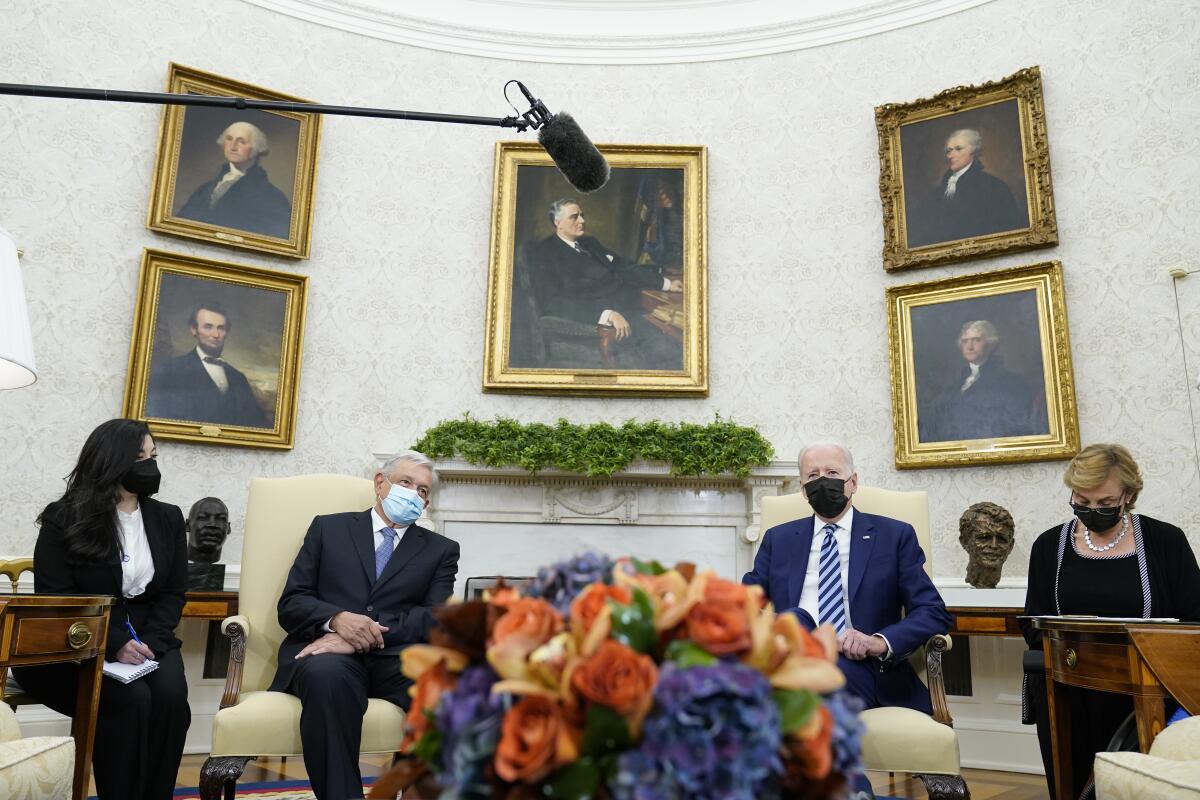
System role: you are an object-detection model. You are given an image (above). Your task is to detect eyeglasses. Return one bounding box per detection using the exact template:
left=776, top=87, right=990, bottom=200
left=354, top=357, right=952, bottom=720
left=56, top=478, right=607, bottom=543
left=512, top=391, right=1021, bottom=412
left=1068, top=501, right=1121, bottom=518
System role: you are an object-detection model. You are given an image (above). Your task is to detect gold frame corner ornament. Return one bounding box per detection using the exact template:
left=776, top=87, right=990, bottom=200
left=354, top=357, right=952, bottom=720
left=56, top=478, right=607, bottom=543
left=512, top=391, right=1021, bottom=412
left=121, top=248, right=309, bottom=450
left=876, top=65, right=1058, bottom=272
left=482, top=142, right=709, bottom=396
left=885, top=260, right=1079, bottom=469
left=145, top=63, right=322, bottom=260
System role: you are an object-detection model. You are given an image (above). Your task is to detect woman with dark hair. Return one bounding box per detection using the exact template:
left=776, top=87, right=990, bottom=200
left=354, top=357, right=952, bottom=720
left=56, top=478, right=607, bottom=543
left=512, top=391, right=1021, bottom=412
left=1021, top=443, right=1200, bottom=799
left=13, top=418, right=190, bottom=800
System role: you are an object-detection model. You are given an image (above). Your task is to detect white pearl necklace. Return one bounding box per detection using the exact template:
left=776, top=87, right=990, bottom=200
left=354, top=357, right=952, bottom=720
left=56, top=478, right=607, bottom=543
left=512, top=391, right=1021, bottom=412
left=1083, top=513, right=1129, bottom=553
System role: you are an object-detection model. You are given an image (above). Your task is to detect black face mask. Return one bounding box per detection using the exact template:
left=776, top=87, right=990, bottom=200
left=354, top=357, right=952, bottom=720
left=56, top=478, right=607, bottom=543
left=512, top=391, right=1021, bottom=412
left=120, top=458, right=161, bottom=497
left=1070, top=501, right=1123, bottom=533
left=804, top=476, right=850, bottom=519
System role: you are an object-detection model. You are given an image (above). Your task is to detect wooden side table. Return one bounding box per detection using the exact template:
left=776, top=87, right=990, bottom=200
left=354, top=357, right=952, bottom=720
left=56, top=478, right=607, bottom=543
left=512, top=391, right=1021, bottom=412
left=182, top=590, right=238, bottom=620
left=0, top=593, right=113, bottom=800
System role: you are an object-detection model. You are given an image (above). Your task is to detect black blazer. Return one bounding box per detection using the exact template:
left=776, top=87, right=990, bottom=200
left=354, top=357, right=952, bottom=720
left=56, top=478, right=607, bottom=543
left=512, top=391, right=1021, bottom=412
left=145, top=350, right=269, bottom=429
left=268, top=510, right=460, bottom=692
left=32, top=498, right=188, bottom=660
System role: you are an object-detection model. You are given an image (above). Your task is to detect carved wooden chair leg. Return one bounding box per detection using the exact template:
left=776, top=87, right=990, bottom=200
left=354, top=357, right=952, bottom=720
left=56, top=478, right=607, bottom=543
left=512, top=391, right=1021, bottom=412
left=916, top=772, right=970, bottom=800
left=199, top=755, right=254, bottom=800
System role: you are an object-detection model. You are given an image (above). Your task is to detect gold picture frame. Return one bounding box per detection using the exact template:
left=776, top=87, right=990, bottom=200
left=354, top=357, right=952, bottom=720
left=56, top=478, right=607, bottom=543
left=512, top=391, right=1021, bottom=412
left=146, top=63, right=321, bottom=259
left=876, top=66, right=1058, bottom=271
left=483, top=142, right=708, bottom=395
left=122, top=248, right=308, bottom=450
left=886, top=260, right=1078, bottom=469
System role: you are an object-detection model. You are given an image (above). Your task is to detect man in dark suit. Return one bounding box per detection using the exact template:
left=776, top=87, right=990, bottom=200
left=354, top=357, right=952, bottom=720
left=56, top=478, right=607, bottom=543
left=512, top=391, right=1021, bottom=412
left=908, top=128, right=1027, bottom=248
left=145, top=301, right=270, bottom=428
left=268, top=451, right=459, bottom=800
left=742, top=443, right=951, bottom=713
left=175, top=120, right=292, bottom=239
left=918, top=319, right=1047, bottom=442
left=526, top=197, right=683, bottom=370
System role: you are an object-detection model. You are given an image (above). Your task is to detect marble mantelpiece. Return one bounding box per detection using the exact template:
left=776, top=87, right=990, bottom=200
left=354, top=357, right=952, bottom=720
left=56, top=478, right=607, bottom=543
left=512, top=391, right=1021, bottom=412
left=374, top=455, right=801, bottom=599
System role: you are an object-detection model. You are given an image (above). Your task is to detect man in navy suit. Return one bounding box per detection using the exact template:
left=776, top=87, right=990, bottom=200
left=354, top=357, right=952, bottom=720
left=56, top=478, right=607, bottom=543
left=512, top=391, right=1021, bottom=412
left=145, top=302, right=270, bottom=428
left=742, top=443, right=951, bottom=713
left=269, top=451, right=460, bottom=800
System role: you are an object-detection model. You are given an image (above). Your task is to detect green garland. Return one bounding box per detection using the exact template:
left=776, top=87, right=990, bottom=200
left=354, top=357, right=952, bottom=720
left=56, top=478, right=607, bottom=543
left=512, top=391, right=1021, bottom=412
left=412, top=414, right=775, bottom=478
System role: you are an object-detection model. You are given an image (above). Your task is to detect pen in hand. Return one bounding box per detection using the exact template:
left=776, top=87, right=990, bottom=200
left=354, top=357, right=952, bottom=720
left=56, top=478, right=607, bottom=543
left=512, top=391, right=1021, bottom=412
left=121, top=619, right=155, bottom=664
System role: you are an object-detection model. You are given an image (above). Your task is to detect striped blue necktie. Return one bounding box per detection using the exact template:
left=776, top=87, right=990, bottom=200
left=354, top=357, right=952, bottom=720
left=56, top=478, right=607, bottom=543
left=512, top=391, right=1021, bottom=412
left=817, top=523, right=847, bottom=633
left=375, top=527, right=397, bottom=579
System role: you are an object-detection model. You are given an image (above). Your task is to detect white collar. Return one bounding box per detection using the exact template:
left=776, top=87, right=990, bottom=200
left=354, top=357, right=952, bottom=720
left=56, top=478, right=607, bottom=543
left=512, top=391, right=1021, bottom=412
left=371, top=506, right=410, bottom=535
left=816, top=505, right=854, bottom=534
left=949, top=161, right=973, bottom=181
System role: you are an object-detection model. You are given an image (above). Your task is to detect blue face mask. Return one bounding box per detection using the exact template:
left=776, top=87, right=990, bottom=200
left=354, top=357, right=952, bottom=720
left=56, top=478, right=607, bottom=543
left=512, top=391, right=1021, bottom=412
left=381, top=481, right=425, bottom=525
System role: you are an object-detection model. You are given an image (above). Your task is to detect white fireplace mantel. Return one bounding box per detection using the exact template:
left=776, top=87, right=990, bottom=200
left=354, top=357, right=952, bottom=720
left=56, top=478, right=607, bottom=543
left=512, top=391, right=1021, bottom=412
left=374, top=455, right=802, bottom=597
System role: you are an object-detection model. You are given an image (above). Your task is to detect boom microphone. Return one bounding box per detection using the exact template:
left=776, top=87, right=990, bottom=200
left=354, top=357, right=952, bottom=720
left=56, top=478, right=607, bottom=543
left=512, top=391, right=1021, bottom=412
left=510, top=81, right=610, bottom=193
left=538, top=112, right=611, bottom=193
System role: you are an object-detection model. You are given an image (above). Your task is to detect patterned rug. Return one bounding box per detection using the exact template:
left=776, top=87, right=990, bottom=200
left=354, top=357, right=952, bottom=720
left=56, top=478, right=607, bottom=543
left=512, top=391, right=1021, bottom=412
left=90, top=778, right=376, bottom=800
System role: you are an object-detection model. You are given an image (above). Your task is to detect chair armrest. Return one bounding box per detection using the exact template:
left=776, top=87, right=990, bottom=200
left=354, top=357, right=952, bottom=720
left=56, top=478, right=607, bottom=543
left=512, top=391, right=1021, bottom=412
left=925, top=634, right=954, bottom=727
left=219, top=615, right=250, bottom=710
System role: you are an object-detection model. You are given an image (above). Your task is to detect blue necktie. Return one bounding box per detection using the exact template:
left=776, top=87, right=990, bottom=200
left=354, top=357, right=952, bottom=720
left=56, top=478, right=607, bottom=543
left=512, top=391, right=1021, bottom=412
left=817, top=523, right=847, bottom=633
left=375, top=527, right=398, bottom=579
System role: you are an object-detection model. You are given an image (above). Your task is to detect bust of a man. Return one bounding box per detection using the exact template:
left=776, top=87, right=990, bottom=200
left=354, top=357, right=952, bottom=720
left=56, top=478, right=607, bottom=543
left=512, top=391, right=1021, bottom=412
left=186, top=496, right=230, bottom=564
left=958, top=501, right=1016, bottom=588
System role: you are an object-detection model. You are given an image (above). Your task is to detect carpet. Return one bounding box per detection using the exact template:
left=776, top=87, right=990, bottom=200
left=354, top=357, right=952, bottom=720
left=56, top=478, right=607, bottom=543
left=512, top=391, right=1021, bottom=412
left=91, top=777, right=376, bottom=800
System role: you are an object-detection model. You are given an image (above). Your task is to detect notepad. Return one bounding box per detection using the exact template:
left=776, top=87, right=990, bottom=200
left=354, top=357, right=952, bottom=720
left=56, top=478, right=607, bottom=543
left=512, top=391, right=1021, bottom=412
left=102, top=659, right=159, bottom=684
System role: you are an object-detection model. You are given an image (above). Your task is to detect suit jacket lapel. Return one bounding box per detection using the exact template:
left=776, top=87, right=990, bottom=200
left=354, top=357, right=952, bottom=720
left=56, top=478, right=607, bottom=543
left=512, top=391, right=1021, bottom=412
left=847, top=510, right=876, bottom=605
left=350, top=511, right=378, bottom=586
left=788, top=517, right=816, bottom=610
left=142, top=502, right=168, bottom=587
left=371, top=524, right=427, bottom=596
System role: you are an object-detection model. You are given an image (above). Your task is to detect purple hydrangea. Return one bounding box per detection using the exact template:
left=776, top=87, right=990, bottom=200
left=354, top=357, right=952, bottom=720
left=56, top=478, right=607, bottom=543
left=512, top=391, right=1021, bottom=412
left=825, top=690, right=866, bottom=778
left=524, top=551, right=615, bottom=614
left=612, top=663, right=783, bottom=800
left=435, top=665, right=507, bottom=799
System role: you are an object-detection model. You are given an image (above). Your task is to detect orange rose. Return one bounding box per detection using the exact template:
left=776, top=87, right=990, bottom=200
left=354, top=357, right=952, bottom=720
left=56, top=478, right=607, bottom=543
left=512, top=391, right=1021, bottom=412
left=401, top=659, right=456, bottom=750
left=569, top=639, right=658, bottom=716
left=487, top=598, right=565, bottom=681
left=784, top=706, right=834, bottom=780
left=494, top=695, right=579, bottom=783
left=570, top=583, right=632, bottom=635
left=684, top=576, right=752, bottom=656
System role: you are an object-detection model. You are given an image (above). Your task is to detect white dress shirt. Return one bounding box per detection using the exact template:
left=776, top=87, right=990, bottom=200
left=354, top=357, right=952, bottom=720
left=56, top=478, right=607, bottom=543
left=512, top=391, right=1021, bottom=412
left=960, top=362, right=982, bottom=392
left=797, top=507, right=854, bottom=629
left=209, top=162, right=245, bottom=207
left=196, top=346, right=230, bottom=394
left=795, top=506, right=894, bottom=658
left=322, top=508, right=410, bottom=632
left=558, top=235, right=672, bottom=324
left=943, top=161, right=973, bottom=198
left=116, top=505, right=155, bottom=598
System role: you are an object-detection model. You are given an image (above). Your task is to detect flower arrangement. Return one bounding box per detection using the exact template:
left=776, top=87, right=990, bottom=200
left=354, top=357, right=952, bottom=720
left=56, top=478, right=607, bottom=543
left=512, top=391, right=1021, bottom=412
left=372, top=553, right=864, bottom=800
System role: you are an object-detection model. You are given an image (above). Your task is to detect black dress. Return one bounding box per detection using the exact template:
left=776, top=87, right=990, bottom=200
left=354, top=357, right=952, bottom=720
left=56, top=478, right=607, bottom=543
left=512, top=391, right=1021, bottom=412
left=13, top=498, right=191, bottom=800
left=1021, top=514, right=1200, bottom=799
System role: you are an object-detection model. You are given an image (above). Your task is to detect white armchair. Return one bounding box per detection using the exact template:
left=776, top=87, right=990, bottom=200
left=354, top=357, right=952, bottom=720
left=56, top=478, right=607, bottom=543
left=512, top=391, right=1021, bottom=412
left=1095, top=715, right=1200, bottom=799
left=758, top=486, right=967, bottom=800
left=0, top=701, right=74, bottom=800
left=198, top=474, right=407, bottom=800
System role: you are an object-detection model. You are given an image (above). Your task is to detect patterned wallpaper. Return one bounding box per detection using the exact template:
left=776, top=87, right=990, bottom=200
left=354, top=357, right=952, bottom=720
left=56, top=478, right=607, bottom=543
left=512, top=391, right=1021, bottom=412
left=0, top=0, right=1197, bottom=582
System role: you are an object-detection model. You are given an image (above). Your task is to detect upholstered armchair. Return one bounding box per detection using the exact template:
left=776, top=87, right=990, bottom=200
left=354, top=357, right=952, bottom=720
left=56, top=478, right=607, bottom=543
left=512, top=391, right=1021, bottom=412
left=0, top=559, right=36, bottom=710
left=0, top=700, right=74, bottom=800
left=198, top=474, right=407, bottom=800
left=758, top=486, right=967, bottom=800
left=1094, top=715, right=1200, bottom=799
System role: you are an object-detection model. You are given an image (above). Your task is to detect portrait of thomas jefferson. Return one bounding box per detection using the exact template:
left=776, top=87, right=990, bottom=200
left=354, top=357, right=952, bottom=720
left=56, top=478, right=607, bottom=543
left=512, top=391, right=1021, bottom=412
left=170, top=107, right=300, bottom=240
left=911, top=292, right=1050, bottom=444
left=900, top=100, right=1031, bottom=250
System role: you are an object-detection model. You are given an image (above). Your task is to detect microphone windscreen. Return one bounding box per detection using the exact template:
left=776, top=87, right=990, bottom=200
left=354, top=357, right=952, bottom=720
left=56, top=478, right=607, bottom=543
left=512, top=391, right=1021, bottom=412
left=537, top=112, right=610, bottom=193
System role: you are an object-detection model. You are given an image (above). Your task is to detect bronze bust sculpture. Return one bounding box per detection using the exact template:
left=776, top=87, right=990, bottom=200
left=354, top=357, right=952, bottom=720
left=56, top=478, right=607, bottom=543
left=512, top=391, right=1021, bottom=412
left=959, top=501, right=1016, bottom=588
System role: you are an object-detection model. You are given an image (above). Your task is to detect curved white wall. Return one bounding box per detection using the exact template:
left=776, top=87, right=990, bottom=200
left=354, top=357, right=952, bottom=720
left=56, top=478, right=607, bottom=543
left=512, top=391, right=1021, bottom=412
left=0, top=0, right=1197, bottom=583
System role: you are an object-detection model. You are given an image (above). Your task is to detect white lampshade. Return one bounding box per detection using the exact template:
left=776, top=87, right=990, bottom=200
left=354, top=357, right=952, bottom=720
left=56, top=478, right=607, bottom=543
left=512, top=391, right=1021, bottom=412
left=0, top=225, right=37, bottom=389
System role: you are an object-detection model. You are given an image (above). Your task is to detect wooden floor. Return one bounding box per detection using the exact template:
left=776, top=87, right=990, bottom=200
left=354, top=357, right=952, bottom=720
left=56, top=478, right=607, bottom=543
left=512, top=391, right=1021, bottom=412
left=169, top=754, right=1051, bottom=798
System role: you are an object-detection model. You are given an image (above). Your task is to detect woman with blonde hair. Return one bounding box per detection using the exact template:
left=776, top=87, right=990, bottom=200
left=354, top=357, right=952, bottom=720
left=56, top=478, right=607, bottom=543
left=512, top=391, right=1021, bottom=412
left=1021, top=443, right=1200, bottom=798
